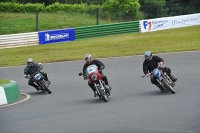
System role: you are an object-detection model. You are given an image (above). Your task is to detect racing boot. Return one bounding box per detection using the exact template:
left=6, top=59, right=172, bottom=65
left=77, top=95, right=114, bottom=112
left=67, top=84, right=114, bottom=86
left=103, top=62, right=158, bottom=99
left=88, top=82, right=97, bottom=97
left=156, top=84, right=164, bottom=93
left=170, top=74, right=177, bottom=82
left=31, top=84, right=40, bottom=91
left=34, top=86, right=40, bottom=91
left=46, top=80, right=51, bottom=85
left=93, top=91, right=97, bottom=97
left=105, top=85, right=111, bottom=96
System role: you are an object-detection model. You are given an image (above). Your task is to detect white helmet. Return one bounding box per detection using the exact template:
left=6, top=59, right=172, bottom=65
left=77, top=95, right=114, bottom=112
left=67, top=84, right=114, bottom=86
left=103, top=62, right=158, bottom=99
left=84, top=54, right=92, bottom=63
left=144, top=51, right=152, bottom=61
left=27, top=58, right=34, bottom=67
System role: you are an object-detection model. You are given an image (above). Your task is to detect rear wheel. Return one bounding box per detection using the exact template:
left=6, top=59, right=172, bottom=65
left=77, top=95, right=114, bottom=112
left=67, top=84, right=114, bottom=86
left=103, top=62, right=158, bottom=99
left=40, top=81, right=52, bottom=94
left=161, top=79, right=175, bottom=94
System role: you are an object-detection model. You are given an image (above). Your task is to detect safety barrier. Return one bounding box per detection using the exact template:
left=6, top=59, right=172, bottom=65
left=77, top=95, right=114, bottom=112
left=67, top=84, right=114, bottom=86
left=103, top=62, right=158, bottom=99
left=0, top=32, right=38, bottom=49
left=75, top=21, right=140, bottom=39
left=0, top=21, right=140, bottom=49
left=0, top=81, right=21, bottom=105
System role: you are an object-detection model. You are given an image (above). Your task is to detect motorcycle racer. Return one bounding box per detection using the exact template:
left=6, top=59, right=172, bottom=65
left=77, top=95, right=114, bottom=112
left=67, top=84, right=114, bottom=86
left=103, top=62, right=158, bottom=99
left=82, top=54, right=112, bottom=97
left=24, top=58, right=50, bottom=91
left=143, top=51, right=177, bottom=92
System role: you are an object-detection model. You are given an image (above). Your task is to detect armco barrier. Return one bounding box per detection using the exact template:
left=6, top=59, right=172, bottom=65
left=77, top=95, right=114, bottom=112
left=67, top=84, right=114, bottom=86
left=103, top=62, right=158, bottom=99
left=0, top=21, right=139, bottom=49
left=75, top=21, right=140, bottom=39
left=0, top=81, right=21, bottom=105
left=0, top=32, right=38, bottom=49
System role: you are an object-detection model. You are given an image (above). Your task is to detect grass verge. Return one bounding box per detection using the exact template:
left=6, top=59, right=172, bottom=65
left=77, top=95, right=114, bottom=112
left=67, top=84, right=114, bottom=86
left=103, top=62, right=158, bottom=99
left=0, top=12, right=116, bottom=35
left=0, top=79, right=11, bottom=86
left=0, top=25, right=199, bottom=67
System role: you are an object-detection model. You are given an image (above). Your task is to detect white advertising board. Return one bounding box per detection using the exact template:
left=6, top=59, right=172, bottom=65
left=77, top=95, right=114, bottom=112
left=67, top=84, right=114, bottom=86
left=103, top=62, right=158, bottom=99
left=0, top=87, right=8, bottom=105
left=140, top=13, right=200, bottom=32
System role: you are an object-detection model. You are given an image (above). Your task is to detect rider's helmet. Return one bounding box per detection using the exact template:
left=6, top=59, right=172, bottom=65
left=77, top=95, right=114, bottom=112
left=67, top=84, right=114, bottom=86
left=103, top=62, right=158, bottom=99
left=27, top=58, right=34, bottom=67
left=144, top=51, right=152, bottom=61
left=84, top=54, right=92, bottom=64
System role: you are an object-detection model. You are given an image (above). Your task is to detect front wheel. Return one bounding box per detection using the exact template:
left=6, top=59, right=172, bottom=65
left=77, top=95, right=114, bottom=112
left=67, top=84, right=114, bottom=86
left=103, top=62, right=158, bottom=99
left=97, top=85, right=108, bottom=102
left=40, top=81, right=52, bottom=94
left=161, top=79, right=175, bottom=94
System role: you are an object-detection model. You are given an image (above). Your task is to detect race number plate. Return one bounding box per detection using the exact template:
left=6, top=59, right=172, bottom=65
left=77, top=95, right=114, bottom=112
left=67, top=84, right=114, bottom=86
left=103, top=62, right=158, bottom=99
left=34, top=74, right=41, bottom=80
left=87, top=67, right=95, bottom=74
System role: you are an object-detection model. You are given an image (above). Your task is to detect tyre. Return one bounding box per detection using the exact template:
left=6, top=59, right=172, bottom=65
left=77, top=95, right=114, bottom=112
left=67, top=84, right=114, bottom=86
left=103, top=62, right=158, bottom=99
left=40, top=81, right=52, bottom=94
left=97, top=85, right=108, bottom=102
left=102, top=94, right=108, bottom=102
left=161, top=79, right=175, bottom=94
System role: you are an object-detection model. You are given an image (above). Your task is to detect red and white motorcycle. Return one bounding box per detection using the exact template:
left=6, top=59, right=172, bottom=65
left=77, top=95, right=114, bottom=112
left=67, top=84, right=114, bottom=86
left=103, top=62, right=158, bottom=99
left=79, top=65, right=110, bottom=102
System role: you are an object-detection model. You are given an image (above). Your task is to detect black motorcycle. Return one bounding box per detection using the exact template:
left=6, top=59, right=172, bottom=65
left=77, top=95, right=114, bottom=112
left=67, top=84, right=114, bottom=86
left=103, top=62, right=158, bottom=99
left=142, top=66, right=176, bottom=94
left=26, top=63, right=51, bottom=94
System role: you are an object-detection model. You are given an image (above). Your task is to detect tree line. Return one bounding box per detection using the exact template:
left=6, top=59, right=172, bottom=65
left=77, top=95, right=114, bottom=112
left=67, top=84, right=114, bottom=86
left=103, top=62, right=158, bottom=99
left=1, top=0, right=199, bottom=19
left=1, top=0, right=198, bottom=6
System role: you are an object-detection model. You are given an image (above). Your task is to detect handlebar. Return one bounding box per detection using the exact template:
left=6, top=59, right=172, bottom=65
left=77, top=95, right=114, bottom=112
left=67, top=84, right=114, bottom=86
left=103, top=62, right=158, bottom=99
left=141, top=64, right=162, bottom=78
left=29, top=67, right=42, bottom=79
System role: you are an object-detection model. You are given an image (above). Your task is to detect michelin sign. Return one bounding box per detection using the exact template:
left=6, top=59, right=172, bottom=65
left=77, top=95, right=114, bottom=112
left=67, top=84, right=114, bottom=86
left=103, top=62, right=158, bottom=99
left=38, top=28, right=75, bottom=44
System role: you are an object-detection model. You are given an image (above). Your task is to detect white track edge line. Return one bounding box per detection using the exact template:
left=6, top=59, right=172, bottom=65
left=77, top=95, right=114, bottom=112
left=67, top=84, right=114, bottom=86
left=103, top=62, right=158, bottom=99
left=0, top=93, right=30, bottom=108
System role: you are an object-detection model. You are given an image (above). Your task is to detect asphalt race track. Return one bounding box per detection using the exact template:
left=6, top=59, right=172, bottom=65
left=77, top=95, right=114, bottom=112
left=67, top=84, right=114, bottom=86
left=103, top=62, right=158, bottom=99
left=0, top=51, right=200, bottom=133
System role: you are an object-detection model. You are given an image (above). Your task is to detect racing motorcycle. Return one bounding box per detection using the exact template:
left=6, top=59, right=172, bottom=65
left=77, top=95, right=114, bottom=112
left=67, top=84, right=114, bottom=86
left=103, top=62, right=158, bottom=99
left=26, top=63, right=52, bottom=94
left=79, top=65, right=110, bottom=102
left=142, top=65, right=176, bottom=94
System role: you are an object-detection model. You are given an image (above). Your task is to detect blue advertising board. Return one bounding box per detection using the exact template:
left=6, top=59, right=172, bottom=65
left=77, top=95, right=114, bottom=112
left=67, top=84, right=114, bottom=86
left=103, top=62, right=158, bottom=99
left=38, top=28, right=75, bottom=45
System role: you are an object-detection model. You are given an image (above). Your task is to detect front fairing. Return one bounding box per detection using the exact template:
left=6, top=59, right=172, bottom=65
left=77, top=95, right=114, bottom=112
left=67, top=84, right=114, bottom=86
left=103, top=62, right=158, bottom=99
left=153, top=69, right=162, bottom=79
left=32, top=72, right=44, bottom=82
left=86, top=65, right=102, bottom=83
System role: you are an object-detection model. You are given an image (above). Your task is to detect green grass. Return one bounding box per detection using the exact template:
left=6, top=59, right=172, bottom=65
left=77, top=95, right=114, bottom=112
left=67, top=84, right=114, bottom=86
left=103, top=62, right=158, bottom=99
left=0, top=79, right=11, bottom=85
left=0, top=12, right=117, bottom=35
left=0, top=25, right=199, bottom=67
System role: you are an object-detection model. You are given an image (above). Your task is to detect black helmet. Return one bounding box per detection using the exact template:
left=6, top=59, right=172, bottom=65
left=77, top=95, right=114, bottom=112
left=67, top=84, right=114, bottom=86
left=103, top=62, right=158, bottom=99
left=144, top=51, right=152, bottom=61
left=27, top=58, right=34, bottom=67
left=84, top=54, right=92, bottom=64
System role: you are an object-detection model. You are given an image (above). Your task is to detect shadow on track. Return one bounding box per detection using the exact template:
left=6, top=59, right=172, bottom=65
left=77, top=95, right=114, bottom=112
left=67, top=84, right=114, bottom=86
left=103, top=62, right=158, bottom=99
left=69, top=97, right=112, bottom=105
left=27, top=91, right=50, bottom=96
left=138, top=90, right=174, bottom=97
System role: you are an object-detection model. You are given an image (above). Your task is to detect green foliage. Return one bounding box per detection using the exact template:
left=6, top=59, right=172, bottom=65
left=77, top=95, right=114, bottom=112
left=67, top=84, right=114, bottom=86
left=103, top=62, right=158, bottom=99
left=139, top=0, right=200, bottom=19
left=102, top=0, right=141, bottom=21
left=164, top=1, right=200, bottom=16
left=45, top=2, right=65, bottom=12
left=45, top=2, right=98, bottom=14
left=0, top=2, right=141, bottom=21
left=139, top=0, right=165, bottom=5
left=61, top=0, right=105, bottom=5
left=139, top=0, right=166, bottom=19
left=0, top=2, right=45, bottom=13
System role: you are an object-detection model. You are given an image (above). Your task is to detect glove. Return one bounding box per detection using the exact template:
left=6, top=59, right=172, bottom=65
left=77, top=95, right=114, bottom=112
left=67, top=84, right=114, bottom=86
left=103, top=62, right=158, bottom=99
left=84, top=75, right=87, bottom=80
left=159, top=62, right=164, bottom=66
left=24, top=75, right=30, bottom=79
left=145, top=73, right=150, bottom=78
